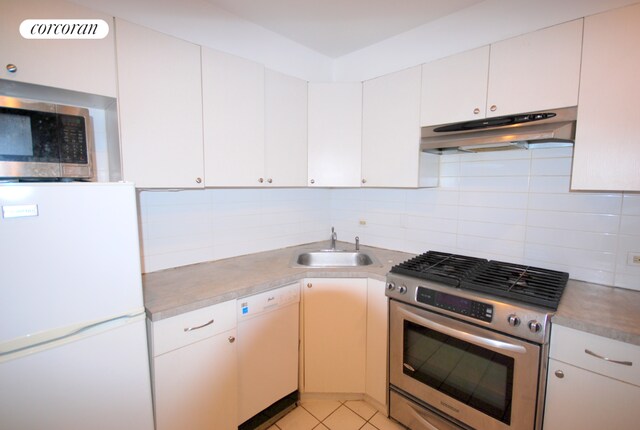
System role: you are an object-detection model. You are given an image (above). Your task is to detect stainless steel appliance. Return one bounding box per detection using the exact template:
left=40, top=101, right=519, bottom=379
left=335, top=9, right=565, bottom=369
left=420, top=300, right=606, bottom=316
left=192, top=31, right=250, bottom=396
left=0, top=96, right=95, bottom=181
left=386, top=251, right=568, bottom=430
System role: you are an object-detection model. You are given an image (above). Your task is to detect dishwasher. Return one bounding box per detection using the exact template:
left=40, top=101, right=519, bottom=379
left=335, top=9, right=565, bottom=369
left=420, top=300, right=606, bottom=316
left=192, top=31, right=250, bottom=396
left=237, top=283, right=300, bottom=430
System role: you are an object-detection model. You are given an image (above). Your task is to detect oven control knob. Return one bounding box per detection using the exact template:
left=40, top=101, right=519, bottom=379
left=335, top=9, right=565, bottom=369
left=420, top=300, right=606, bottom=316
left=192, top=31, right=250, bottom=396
left=507, top=314, right=521, bottom=327
left=386, top=282, right=396, bottom=291
left=528, top=320, right=542, bottom=333
left=398, top=285, right=408, bottom=294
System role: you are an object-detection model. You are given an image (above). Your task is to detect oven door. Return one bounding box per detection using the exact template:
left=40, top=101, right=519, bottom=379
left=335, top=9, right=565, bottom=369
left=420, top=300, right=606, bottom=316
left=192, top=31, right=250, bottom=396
left=390, top=300, right=540, bottom=430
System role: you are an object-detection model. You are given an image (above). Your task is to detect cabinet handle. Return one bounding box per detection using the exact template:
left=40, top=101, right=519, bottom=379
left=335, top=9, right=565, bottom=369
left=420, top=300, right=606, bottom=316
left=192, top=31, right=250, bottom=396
left=490, top=105, right=497, bottom=112
left=228, top=336, right=236, bottom=343
left=6, top=64, right=17, bottom=73
left=473, top=108, right=480, bottom=115
left=554, top=370, right=564, bottom=379
left=267, top=178, right=273, bottom=184
left=361, top=178, right=367, bottom=184
left=310, top=179, right=315, bottom=184
left=195, top=177, right=202, bottom=184
left=585, top=349, right=633, bottom=366
left=307, top=283, right=312, bottom=288
left=258, top=178, right=264, bottom=183
left=183, top=319, right=214, bottom=332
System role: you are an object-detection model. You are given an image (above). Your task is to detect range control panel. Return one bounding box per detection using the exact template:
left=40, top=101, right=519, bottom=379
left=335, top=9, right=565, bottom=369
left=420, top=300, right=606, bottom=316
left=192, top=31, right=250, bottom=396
left=416, top=287, right=493, bottom=323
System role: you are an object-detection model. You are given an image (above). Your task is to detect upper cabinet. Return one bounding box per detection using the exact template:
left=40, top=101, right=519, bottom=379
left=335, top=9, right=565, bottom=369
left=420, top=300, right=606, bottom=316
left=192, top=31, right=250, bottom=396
left=362, top=66, right=425, bottom=188
left=308, top=83, right=363, bottom=187
left=115, top=19, right=204, bottom=188
left=486, top=19, right=583, bottom=117
left=202, top=49, right=265, bottom=187
left=571, top=3, right=640, bottom=191
left=420, top=20, right=583, bottom=126
left=0, top=0, right=117, bottom=97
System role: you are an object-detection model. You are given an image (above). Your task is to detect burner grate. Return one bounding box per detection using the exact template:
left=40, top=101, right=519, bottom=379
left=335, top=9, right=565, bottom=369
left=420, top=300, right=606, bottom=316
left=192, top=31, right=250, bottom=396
left=461, top=260, right=568, bottom=310
left=390, top=251, right=488, bottom=286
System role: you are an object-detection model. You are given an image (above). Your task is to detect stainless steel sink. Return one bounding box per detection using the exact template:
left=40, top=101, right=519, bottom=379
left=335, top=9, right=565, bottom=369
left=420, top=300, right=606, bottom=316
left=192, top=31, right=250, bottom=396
left=291, top=250, right=382, bottom=268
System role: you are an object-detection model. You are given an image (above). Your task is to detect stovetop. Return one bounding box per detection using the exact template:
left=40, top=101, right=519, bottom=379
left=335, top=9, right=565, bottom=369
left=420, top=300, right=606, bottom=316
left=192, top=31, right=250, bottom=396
left=389, top=251, right=568, bottom=310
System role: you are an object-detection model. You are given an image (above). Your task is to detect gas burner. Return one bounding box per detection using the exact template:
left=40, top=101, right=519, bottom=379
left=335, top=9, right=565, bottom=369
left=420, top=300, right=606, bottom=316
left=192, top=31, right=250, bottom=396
left=389, top=251, right=487, bottom=286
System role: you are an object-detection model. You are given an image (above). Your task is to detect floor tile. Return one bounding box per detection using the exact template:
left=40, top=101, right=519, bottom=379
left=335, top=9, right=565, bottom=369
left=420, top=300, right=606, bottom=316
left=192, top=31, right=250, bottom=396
left=344, top=400, right=377, bottom=420
left=369, top=412, right=406, bottom=430
left=301, top=399, right=342, bottom=421
left=314, top=424, right=330, bottom=430
left=323, top=405, right=366, bottom=430
left=276, top=406, right=320, bottom=430
left=361, top=424, right=378, bottom=430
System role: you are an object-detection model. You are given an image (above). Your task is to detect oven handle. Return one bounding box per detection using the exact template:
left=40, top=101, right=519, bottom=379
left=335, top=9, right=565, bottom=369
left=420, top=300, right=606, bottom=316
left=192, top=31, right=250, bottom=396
left=399, top=307, right=527, bottom=355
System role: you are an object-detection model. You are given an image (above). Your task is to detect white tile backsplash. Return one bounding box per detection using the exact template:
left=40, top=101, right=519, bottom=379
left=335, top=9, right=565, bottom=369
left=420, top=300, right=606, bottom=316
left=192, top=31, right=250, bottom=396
left=137, top=148, right=640, bottom=291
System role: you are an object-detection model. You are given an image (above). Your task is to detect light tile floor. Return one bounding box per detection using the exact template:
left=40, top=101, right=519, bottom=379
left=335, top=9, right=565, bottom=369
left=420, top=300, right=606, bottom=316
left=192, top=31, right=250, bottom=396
left=269, top=399, right=406, bottom=430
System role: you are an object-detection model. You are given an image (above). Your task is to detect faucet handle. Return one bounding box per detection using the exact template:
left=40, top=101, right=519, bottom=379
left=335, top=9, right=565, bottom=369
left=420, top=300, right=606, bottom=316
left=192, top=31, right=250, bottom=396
left=355, top=236, right=360, bottom=251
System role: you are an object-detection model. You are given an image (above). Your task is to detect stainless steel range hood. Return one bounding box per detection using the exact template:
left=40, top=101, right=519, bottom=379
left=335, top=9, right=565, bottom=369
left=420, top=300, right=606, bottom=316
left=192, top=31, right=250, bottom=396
left=421, top=106, right=577, bottom=154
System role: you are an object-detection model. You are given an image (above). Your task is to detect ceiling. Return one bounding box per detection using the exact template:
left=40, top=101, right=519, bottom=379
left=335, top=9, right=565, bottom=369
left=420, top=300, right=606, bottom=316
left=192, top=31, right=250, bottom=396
left=204, top=0, right=485, bottom=58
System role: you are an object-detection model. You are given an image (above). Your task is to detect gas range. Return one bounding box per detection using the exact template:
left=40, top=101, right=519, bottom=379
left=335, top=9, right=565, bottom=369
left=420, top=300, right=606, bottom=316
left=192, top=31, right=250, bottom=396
left=386, top=251, right=569, bottom=344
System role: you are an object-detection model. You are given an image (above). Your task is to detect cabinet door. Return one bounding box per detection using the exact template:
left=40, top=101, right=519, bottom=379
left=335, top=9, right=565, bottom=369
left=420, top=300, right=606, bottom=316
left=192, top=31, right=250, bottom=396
left=362, top=66, right=421, bottom=187
left=203, top=48, right=265, bottom=187
left=366, top=279, right=388, bottom=408
left=0, top=0, right=117, bottom=97
left=115, top=19, right=204, bottom=188
left=420, top=46, right=490, bottom=126
left=153, top=328, right=238, bottom=430
left=308, top=83, right=362, bottom=187
left=543, top=359, right=640, bottom=430
left=303, top=278, right=367, bottom=393
left=265, top=69, right=308, bottom=187
left=571, top=3, right=640, bottom=191
left=487, top=19, right=582, bottom=117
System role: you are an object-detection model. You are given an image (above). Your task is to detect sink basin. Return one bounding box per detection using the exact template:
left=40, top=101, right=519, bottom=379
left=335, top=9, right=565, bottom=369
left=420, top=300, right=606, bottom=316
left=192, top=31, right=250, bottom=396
left=291, top=250, right=382, bottom=268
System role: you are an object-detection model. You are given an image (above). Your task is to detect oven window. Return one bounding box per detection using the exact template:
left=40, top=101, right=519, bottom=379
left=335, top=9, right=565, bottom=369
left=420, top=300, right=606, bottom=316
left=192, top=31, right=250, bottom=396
left=403, top=320, right=514, bottom=424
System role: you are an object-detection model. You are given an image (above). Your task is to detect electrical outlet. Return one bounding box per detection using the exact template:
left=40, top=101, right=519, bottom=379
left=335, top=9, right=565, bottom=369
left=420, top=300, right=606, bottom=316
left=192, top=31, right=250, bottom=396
left=359, top=219, right=367, bottom=226
left=628, top=252, right=640, bottom=266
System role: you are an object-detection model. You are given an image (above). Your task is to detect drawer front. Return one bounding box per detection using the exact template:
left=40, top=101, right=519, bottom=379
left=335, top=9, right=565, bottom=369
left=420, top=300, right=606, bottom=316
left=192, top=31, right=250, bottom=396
left=550, top=324, right=640, bottom=386
left=151, top=300, right=236, bottom=356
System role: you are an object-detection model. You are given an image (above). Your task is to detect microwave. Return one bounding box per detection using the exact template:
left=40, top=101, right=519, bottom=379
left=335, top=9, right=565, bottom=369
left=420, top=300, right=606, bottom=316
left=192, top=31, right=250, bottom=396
left=0, top=96, right=96, bottom=181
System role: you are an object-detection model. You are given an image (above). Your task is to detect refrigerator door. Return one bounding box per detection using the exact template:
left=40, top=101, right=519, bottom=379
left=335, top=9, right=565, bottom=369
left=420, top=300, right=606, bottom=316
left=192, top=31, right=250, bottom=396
left=0, top=315, right=154, bottom=430
left=0, top=183, right=145, bottom=343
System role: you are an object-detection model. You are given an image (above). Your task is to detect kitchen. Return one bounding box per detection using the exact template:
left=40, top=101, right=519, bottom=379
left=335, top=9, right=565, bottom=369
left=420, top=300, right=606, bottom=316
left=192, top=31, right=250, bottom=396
left=1, top=0, right=639, bottom=429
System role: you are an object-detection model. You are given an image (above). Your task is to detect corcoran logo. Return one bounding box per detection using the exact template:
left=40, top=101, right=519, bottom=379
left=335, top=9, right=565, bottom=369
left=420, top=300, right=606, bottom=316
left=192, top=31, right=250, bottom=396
left=19, top=19, right=109, bottom=39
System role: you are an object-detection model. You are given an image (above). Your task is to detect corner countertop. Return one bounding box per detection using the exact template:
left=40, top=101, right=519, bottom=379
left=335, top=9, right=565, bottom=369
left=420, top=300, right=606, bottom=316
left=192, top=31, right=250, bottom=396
left=143, top=242, right=640, bottom=346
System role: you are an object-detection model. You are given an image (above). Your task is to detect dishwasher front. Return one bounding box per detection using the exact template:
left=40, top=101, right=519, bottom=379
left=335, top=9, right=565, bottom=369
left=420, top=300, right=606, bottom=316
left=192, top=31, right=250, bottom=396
left=237, top=283, right=300, bottom=428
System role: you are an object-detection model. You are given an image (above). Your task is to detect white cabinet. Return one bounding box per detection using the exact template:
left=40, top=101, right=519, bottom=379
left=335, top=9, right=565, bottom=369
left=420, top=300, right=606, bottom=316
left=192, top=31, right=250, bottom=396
left=303, top=278, right=367, bottom=393
left=543, top=325, right=640, bottom=430
left=420, top=46, right=490, bottom=126
left=571, top=3, right=640, bottom=191
left=362, top=66, right=424, bottom=188
left=308, top=83, right=363, bottom=187
left=265, top=69, right=308, bottom=187
left=202, top=48, right=265, bottom=187
left=149, top=300, right=237, bottom=430
left=0, top=0, right=117, bottom=97
left=115, top=19, right=204, bottom=188
left=420, top=20, right=582, bottom=126
left=365, top=279, right=388, bottom=409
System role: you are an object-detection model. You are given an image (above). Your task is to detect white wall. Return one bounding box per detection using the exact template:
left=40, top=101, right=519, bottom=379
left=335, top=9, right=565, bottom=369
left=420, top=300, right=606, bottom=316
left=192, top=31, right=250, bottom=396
left=334, top=0, right=640, bottom=81
left=137, top=147, right=640, bottom=292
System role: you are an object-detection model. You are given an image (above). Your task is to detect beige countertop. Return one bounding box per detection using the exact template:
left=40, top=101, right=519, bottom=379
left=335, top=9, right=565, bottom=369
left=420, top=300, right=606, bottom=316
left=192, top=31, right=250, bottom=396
left=143, top=242, right=640, bottom=345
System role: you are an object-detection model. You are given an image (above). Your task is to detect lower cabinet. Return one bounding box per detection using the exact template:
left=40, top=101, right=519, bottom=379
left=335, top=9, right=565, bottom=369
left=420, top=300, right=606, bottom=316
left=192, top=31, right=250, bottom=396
left=148, top=300, right=237, bottom=430
left=543, top=325, right=640, bottom=429
left=366, top=279, right=389, bottom=408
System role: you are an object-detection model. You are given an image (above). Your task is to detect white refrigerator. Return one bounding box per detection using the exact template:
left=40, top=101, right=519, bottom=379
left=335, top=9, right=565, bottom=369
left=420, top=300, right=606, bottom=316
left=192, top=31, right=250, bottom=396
left=0, top=182, right=154, bottom=430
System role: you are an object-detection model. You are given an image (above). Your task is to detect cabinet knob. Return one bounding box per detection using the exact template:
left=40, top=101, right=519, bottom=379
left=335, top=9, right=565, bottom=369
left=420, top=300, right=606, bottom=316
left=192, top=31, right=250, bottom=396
left=258, top=178, right=264, bottom=183
left=490, top=105, right=497, bottom=112
left=473, top=108, right=480, bottom=115
left=6, top=64, right=17, bottom=73
left=361, top=178, right=367, bottom=184
left=554, top=370, right=564, bottom=379
left=267, top=178, right=273, bottom=184
left=307, top=283, right=312, bottom=288
left=195, top=177, right=202, bottom=184
left=228, top=336, right=236, bottom=343
left=310, top=179, right=315, bottom=185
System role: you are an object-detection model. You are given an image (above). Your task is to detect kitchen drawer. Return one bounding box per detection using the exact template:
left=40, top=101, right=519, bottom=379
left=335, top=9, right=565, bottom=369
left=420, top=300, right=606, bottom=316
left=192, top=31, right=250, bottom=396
left=549, top=324, right=640, bottom=386
left=151, top=300, right=236, bottom=356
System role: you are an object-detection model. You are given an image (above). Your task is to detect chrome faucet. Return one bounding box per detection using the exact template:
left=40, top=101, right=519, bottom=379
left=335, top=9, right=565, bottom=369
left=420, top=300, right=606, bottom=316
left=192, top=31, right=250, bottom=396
left=330, top=227, right=337, bottom=250
left=355, top=236, right=360, bottom=251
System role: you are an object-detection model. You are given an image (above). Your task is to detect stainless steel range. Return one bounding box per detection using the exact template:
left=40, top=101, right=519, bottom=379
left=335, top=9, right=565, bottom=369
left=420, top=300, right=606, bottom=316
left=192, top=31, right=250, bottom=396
left=386, top=251, right=568, bottom=430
